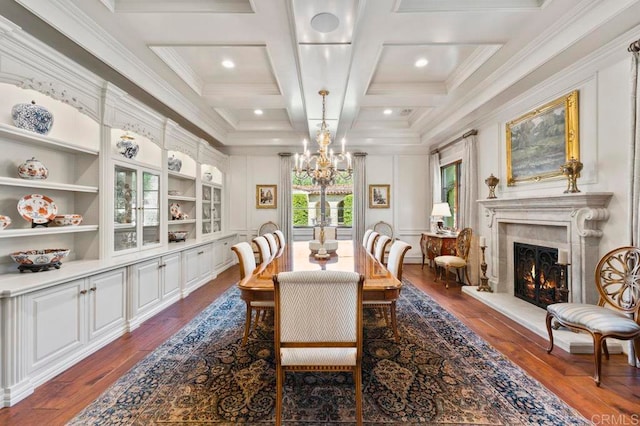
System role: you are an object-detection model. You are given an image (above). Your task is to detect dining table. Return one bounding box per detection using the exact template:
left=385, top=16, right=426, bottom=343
left=237, top=242, right=402, bottom=304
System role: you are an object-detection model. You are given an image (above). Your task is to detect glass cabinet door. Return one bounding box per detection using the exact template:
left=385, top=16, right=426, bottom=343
left=212, top=186, right=222, bottom=232
left=202, top=184, right=212, bottom=235
left=142, top=171, right=160, bottom=246
left=114, top=166, right=137, bottom=251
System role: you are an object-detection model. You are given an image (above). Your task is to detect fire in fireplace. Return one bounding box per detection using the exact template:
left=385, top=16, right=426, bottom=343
left=513, top=243, right=568, bottom=308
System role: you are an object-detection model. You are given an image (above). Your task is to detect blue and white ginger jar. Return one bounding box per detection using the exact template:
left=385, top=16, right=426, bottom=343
left=168, top=155, right=182, bottom=172
left=116, top=134, right=139, bottom=159
left=11, top=101, right=54, bottom=135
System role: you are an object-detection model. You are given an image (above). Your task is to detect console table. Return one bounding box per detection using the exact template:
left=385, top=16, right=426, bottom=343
left=420, top=232, right=458, bottom=269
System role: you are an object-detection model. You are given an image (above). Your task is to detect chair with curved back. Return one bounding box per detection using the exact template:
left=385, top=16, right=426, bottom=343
left=264, top=233, right=279, bottom=259
left=365, top=231, right=379, bottom=254
left=364, top=240, right=411, bottom=341
left=362, top=229, right=374, bottom=247
left=231, top=242, right=274, bottom=345
left=434, top=227, right=472, bottom=288
left=273, top=230, right=286, bottom=256
left=546, top=246, right=640, bottom=386
left=258, top=221, right=279, bottom=235
left=253, top=235, right=272, bottom=265
left=373, top=221, right=393, bottom=240
left=374, top=234, right=392, bottom=264
left=273, top=270, right=364, bottom=425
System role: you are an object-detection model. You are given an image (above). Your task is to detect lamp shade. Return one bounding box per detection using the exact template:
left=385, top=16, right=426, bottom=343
left=431, top=202, right=452, bottom=217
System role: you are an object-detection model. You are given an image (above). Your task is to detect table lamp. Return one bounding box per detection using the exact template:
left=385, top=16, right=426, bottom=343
left=431, top=202, right=452, bottom=233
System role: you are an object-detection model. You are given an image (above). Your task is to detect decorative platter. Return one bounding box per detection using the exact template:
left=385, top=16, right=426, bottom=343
left=17, top=194, right=58, bottom=224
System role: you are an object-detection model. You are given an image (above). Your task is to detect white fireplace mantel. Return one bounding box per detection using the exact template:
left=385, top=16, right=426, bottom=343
left=478, top=192, right=613, bottom=305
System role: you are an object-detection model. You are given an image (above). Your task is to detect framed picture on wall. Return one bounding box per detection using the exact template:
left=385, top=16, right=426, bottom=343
left=369, top=184, right=390, bottom=208
left=256, top=185, right=277, bottom=209
left=506, top=90, right=579, bottom=186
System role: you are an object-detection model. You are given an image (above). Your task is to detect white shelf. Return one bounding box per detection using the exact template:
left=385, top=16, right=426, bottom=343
left=114, top=223, right=135, bottom=230
left=168, top=171, right=195, bottom=180
left=202, top=199, right=211, bottom=204
left=0, top=225, right=98, bottom=238
left=0, top=123, right=99, bottom=155
left=168, top=219, right=196, bottom=225
left=168, top=195, right=196, bottom=202
left=0, top=176, right=99, bottom=193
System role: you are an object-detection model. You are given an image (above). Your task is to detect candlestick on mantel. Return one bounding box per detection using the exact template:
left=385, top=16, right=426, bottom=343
left=479, top=236, right=487, bottom=247
left=558, top=249, right=568, bottom=265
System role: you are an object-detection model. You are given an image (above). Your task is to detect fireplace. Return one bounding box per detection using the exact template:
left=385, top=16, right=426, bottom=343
left=513, top=243, right=568, bottom=308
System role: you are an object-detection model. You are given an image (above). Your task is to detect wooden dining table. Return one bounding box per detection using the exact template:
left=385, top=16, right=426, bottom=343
left=238, top=242, right=402, bottom=304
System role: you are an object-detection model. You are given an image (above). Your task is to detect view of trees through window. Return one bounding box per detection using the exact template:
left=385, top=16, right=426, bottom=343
left=441, top=161, right=460, bottom=230
left=291, top=172, right=353, bottom=227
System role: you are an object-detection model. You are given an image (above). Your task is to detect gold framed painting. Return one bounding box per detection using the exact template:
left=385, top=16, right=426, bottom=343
left=506, top=90, right=579, bottom=185
left=256, top=184, right=277, bottom=209
left=369, top=184, right=390, bottom=208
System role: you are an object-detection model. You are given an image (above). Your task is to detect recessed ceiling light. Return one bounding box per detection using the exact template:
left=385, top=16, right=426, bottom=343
left=383, top=109, right=393, bottom=115
left=415, top=58, right=428, bottom=68
left=254, top=109, right=263, bottom=115
left=310, top=13, right=340, bottom=33
left=222, top=60, right=235, bottom=69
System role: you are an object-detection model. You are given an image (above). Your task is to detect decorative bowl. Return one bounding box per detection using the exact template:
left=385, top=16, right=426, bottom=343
left=11, top=101, right=54, bottom=135
left=10, top=249, right=70, bottom=266
left=168, top=231, right=188, bottom=242
left=18, top=157, right=49, bottom=180
left=0, top=215, right=11, bottom=230
left=168, top=190, right=181, bottom=196
left=53, top=214, right=83, bottom=226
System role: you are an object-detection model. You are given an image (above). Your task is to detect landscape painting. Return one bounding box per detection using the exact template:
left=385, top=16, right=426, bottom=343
left=506, top=91, right=579, bottom=185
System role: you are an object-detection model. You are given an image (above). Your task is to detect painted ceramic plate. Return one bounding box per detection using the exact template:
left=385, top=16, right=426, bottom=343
left=17, top=194, right=58, bottom=224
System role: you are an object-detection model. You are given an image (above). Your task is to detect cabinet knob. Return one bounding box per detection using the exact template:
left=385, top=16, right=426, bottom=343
left=198, top=251, right=204, bottom=255
left=90, top=287, right=97, bottom=292
left=159, top=263, right=166, bottom=268
left=80, top=289, right=88, bottom=295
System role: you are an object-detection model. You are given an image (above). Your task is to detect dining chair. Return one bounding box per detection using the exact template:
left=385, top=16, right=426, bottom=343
left=434, top=227, right=473, bottom=288
left=546, top=246, right=640, bottom=386
left=231, top=242, right=274, bottom=345
left=362, top=229, right=373, bottom=247
left=264, top=233, right=279, bottom=259
left=253, top=235, right=272, bottom=264
left=365, top=231, right=379, bottom=254
left=364, top=240, right=411, bottom=341
left=273, top=230, right=286, bottom=256
left=258, top=221, right=279, bottom=235
left=373, top=221, right=393, bottom=240
left=373, top=234, right=392, bottom=264
left=273, top=270, right=364, bottom=425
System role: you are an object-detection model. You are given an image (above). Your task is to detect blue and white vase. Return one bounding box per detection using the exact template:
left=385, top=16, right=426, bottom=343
left=11, top=101, right=54, bottom=135
left=168, top=154, right=182, bottom=172
left=116, top=134, right=139, bottom=159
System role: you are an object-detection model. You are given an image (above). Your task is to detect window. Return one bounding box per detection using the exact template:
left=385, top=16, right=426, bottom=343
left=291, top=172, right=353, bottom=227
left=441, top=161, right=460, bottom=230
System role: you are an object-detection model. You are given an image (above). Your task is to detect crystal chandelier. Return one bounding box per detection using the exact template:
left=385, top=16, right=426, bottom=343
left=294, top=90, right=353, bottom=188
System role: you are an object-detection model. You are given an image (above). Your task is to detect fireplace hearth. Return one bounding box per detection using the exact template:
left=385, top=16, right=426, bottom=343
left=514, top=242, right=568, bottom=309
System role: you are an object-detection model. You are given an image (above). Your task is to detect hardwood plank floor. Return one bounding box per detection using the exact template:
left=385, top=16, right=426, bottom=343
left=1, top=264, right=638, bottom=425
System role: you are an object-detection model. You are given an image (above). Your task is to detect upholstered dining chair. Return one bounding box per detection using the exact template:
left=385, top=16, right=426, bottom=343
left=364, top=240, right=411, bottom=341
left=231, top=242, right=274, bottom=345
left=258, top=221, right=279, bottom=235
left=273, top=230, right=286, bottom=256
left=365, top=231, right=379, bottom=254
left=373, top=221, right=393, bottom=240
left=264, top=233, right=279, bottom=259
left=546, top=246, right=640, bottom=386
left=373, top=234, right=392, bottom=264
left=362, top=229, right=373, bottom=247
left=434, top=227, right=472, bottom=288
left=273, top=270, right=364, bottom=425
left=253, top=235, right=272, bottom=265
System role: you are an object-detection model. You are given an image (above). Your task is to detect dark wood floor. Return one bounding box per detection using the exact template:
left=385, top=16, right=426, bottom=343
left=1, top=264, right=638, bottom=425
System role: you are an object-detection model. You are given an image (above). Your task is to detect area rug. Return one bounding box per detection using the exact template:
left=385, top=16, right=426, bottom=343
left=69, top=281, right=588, bottom=425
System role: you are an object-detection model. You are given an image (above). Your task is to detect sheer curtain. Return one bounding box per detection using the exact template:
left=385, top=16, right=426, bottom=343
left=352, top=153, right=367, bottom=248
left=279, top=153, right=293, bottom=245
left=430, top=152, right=441, bottom=204
left=460, top=134, right=478, bottom=284
left=628, top=40, right=640, bottom=366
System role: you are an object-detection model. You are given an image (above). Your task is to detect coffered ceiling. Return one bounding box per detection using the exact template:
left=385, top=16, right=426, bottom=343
left=6, top=0, right=640, bottom=153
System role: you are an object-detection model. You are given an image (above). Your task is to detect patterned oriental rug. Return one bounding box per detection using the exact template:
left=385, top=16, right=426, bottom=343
left=70, top=281, right=588, bottom=425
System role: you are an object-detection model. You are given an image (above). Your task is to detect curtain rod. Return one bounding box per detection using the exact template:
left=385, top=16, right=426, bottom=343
left=429, top=129, right=477, bottom=155
left=629, top=39, right=640, bottom=53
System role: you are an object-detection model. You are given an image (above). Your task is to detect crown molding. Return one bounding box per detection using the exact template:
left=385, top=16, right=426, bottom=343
left=150, top=46, right=204, bottom=96
left=113, top=0, right=254, bottom=13
left=446, top=44, right=502, bottom=92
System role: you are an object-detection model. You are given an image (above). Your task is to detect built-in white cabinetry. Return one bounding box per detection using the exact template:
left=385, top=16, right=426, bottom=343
left=24, top=268, right=127, bottom=389
left=183, top=244, right=213, bottom=295
left=129, top=252, right=181, bottom=328
left=214, top=235, right=237, bottom=271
